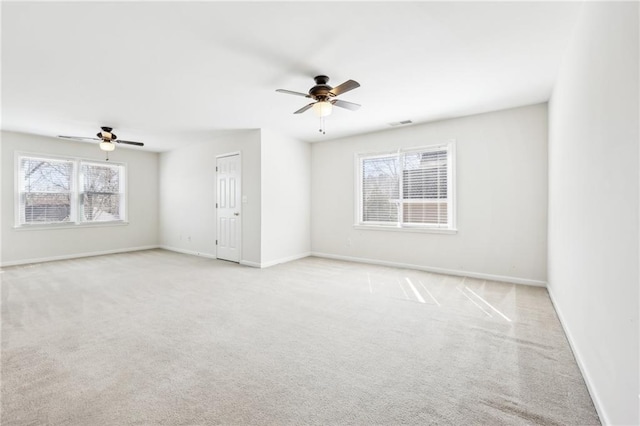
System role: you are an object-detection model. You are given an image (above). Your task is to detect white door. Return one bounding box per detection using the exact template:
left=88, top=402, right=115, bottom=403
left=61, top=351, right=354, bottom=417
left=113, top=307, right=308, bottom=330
left=216, top=154, right=241, bottom=262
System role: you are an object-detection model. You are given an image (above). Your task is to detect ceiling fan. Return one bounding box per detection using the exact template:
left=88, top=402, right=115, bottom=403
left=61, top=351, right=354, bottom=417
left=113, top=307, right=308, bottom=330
left=58, top=127, right=144, bottom=156
left=276, top=75, right=361, bottom=134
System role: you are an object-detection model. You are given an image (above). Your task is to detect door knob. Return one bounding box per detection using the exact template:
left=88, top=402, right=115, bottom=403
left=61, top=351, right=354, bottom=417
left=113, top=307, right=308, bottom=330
left=234, top=212, right=240, bottom=216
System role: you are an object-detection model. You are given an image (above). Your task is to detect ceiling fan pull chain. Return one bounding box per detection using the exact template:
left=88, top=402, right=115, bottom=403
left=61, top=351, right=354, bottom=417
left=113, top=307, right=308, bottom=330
left=319, top=116, right=326, bottom=135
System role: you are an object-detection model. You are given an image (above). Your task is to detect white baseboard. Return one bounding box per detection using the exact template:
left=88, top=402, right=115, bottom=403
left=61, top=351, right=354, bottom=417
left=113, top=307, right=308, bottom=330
left=310, top=251, right=547, bottom=287
left=240, top=252, right=311, bottom=268
left=0, top=245, right=160, bottom=267
left=239, top=260, right=261, bottom=268
left=547, top=285, right=609, bottom=425
left=160, top=247, right=310, bottom=268
left=159, top=245, right=217, bottom=260
left=260, top=252, right=311, bottom=268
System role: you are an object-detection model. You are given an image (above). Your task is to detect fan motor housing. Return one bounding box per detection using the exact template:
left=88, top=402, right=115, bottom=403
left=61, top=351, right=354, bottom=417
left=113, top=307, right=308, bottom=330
left=309, top=75, right=334, bottom=99
left=309, top=86, right=333, bottom=98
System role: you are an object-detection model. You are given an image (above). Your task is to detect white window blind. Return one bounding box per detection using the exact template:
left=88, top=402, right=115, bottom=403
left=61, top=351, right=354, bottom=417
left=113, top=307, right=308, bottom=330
left=358, top=142, right=455, bottom=230
left=80, top=162, right=125, bottom=222
left=402, top=149, right=448, bottom=226
left=18, top=156, right=74, bottom=224
left=16, top=154, right=126, bottom=227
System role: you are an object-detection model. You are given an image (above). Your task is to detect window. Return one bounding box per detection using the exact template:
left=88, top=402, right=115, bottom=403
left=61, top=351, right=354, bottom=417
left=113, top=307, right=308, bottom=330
left=357, top=142, right=455, bottom=231
left=18, top=156, right=74, bottom=224
left=80, top=162, right=125, bottom=222
left=16, top=154, right=126, bottom=227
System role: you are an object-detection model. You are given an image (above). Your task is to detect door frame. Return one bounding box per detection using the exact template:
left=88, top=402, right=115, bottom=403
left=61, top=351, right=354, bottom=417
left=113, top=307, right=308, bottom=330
left=215, top=151, right=242, bottom=262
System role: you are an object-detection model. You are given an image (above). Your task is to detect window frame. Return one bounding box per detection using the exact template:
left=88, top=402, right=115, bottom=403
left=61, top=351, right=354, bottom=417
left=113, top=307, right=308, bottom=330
left=79, top=160, right=127, bottom=224
left=354, top=141, right=457, bottom=234
left=15, top=152, right=128, bottom=229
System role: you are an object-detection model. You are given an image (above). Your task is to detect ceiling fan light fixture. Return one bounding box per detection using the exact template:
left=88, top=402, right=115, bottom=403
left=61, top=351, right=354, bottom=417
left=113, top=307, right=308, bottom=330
left=313, top=100, right=333, bottom=117
left=100, top=141, right=116, bottom=152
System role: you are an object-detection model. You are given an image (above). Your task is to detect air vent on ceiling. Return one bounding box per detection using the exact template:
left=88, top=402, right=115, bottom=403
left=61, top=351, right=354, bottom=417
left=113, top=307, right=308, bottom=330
left=389, top=120, right=413, bottom=127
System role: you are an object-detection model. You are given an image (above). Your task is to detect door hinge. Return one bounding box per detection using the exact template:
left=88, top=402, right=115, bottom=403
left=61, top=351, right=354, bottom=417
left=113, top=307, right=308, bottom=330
left=216, top=203, right=218, bottom=208
left=215, top=240, right=218, bottom=245
left=216, top=166, right=218, bottom=172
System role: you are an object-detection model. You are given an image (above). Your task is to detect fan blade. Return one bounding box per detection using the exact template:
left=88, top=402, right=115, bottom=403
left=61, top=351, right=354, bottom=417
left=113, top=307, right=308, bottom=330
left=276, top=89, right=311, bottom=98
left=294, top=103, right=315, bottom=114
left=331, top=99, right=361, bottom=111
left=330, top=79, right=360, bottom=96
left=58, top=135, right=101, bottom=141
left=115, top=140, right=144, bottom=146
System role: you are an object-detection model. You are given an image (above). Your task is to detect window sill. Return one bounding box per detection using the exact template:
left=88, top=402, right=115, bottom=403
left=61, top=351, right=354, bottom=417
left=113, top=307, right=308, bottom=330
left=353, top=224, right=457, bottom=234
left=13, top=221, right=129, bottom=231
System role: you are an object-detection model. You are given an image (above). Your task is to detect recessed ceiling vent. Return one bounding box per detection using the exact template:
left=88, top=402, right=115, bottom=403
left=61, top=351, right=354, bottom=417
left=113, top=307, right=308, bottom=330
left=389, top=120, right=413, bottom=127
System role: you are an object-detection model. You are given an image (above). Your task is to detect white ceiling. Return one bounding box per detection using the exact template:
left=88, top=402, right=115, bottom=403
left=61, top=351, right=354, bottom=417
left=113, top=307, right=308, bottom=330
left=1, top=1, right=581, bottom=152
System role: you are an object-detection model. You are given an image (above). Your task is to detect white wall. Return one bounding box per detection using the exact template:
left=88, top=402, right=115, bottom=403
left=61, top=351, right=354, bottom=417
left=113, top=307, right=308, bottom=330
left=311, top=104, right=548, bottom=285
left=159, top=130, right=262, bottom=265
left=548, top=2, right=639, bottom=425
left=0, top=131, right=159, bottom=265
left=260, top=129, right=311, bottom=266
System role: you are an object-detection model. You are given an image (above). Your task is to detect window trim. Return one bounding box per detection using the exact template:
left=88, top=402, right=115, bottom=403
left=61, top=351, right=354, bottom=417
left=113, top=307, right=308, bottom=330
left=354, top=141, right=457, bottom=234
left=14, top=151, right=128, bottom=229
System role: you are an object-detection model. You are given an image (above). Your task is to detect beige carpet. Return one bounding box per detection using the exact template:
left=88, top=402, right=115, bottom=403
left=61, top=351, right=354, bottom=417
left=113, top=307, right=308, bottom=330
left=1, top=249, right=599, bottom=425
